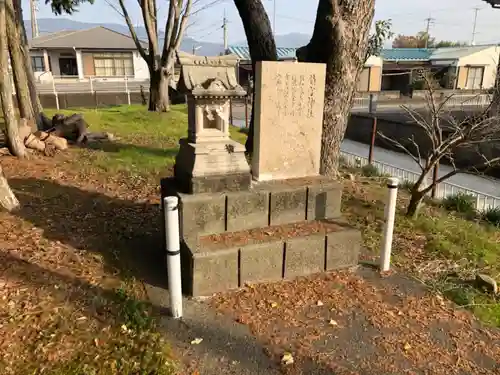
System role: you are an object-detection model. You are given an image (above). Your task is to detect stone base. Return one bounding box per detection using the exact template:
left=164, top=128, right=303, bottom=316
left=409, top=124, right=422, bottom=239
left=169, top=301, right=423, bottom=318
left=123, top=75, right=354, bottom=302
left=161, top=176, right=361, bottom=296
left=179, top=226, right=361, bottom=297
left=174, top=137, right=251, bottom=194
left=174, top=168, right=252, bottom=194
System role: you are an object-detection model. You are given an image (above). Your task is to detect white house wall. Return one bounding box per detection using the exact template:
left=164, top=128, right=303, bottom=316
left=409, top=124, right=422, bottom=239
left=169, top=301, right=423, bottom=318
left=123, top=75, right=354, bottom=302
left=133, top=52, right=149, bottom=79
left=457, top=46, right=500, bottom=89
left=365, top=55, right=383, bottom=67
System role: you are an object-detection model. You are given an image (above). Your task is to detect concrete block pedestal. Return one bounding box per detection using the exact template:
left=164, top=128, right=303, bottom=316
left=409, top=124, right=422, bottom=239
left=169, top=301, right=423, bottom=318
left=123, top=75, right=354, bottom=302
left=161, top=176, right=362, bottom=297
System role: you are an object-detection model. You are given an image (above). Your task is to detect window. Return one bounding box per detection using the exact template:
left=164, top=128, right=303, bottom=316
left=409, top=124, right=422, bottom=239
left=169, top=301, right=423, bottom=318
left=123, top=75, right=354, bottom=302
left=93, top=52, right=134, bottom=77
left=31, top=56, right=45, bottom=72
left=466, top=66, right=484, bottom=89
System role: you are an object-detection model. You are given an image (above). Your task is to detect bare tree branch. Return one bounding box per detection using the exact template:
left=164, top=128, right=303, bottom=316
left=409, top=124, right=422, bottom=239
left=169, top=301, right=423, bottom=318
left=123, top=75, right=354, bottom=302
left=381, top=69, right=500, bottom=216
left=107, top=0, right=149, bottom=63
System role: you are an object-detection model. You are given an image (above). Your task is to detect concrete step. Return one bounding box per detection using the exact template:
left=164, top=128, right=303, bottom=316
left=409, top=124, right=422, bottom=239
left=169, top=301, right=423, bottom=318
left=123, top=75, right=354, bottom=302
left=182, top=220, right=361, bottom=297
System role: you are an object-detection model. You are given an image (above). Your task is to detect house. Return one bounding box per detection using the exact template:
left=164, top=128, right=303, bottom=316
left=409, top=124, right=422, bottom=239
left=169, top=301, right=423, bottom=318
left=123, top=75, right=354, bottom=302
left=29, top=26, right=150, bottom=82
left=226, top=45, right=383, bottom=92
left=381, top=45, right=500, bottom=92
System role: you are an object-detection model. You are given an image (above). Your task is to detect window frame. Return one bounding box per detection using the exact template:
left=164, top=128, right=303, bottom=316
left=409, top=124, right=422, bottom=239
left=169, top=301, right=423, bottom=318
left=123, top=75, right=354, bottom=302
left=31, top=56, right=45, bottom=72
left=92, top=52, right=134, bottom=77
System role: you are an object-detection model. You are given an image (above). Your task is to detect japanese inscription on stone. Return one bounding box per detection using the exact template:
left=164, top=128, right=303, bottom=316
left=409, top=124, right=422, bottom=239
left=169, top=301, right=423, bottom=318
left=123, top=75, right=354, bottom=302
left=274, top=71, right=318, bottom=118
left=252, top=61, right=326, bottom=181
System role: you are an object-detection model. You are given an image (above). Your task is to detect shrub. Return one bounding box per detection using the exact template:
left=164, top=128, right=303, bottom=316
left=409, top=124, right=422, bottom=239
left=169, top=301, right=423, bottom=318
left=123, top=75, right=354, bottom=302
left=361, top=164, right=380, bottom=177
left=442, top=193, right=476, bottom=214
left=483, top=206, right=500, bottom=227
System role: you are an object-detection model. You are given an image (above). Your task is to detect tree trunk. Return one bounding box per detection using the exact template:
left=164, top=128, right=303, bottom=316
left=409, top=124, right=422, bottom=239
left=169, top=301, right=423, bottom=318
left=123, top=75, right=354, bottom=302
left=406, top=190, right=425, bottom=218
left=233, top=0, right=277, bottom=155
left=15, top=0, right=42, bottom=128
left=0, top=164, right=19, bottom=212
left=6, top=0, right=33, bottom=121
left=0, top=0, right=26, bottom=158
left=297, top=0, right=375, bottom=177
left=148, top=68, right=170, bottom=112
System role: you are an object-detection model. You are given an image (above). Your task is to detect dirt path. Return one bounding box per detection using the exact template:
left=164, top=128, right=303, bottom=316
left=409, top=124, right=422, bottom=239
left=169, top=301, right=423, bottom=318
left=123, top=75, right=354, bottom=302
left=210, top=266, right=500, bottom=375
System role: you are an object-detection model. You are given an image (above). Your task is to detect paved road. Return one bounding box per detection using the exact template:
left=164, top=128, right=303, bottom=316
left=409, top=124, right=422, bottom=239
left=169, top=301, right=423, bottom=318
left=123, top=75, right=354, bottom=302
left=231, top=103, right=500, bottom=198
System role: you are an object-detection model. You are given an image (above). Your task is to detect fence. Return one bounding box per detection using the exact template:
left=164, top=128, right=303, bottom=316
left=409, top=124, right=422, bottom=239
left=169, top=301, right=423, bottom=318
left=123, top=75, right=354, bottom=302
left=340, top=149, right=500, bottom=212
left=35, top=76, right=150, bottom=110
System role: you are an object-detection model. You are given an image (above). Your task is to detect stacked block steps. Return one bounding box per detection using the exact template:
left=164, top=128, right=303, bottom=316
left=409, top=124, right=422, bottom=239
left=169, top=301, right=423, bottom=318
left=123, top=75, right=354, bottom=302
left=161, top=176, right=362, bottom=297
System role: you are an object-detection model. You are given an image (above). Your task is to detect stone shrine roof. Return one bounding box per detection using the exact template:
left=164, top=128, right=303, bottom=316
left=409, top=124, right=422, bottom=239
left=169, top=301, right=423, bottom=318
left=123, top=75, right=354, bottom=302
left=176, top=51, right=246, bottom=97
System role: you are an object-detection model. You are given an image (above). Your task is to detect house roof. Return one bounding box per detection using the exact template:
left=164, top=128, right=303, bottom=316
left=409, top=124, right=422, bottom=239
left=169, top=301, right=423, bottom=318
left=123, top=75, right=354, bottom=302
left=381, top=48, right=431, bottom=61
left=227, top=46, right=297, bottom=60
left=29, top=26, right=149, bottom=50
left=429, top=45, right=495, bottom=60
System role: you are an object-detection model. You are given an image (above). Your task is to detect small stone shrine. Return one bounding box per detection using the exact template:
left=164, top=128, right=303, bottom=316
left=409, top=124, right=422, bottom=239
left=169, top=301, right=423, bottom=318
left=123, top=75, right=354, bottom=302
left=174, top=51, right=251, bottom=194
left=161, top=57, right=362, bottom=297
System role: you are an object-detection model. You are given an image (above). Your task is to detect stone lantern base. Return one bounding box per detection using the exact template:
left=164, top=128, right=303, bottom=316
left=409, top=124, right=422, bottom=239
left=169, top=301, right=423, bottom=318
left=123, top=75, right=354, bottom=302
left=174, top=138, right=251, bottom=194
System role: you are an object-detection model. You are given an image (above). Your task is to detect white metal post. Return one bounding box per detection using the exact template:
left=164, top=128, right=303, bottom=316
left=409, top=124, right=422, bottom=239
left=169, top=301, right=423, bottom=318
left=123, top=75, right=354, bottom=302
left=380, top=177, right=399, bottom=272
left=89, top=77, right=94, bottom=94
left=164, top=196, right=183, bottom=318
left=125, top=77, right=131, bottom=105
left=52, top=79, right=59, bottom=110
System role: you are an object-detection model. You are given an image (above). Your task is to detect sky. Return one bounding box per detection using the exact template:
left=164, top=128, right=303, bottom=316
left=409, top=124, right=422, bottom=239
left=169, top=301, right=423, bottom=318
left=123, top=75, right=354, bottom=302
left=23, top=0, right=500, bottom=46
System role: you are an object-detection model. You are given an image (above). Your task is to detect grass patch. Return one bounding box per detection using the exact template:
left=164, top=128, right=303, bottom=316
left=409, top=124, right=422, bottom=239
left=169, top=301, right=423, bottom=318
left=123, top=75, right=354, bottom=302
left=45, top=104, right=246, bottom=179
left=441, top=192, right=476, bottom=215
left=342, top=172, right=500, bottom=327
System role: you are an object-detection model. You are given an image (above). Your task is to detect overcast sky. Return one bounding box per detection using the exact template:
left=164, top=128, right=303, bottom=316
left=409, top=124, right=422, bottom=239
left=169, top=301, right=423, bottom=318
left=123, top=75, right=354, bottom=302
left=23, top=0, right=500, bottom=46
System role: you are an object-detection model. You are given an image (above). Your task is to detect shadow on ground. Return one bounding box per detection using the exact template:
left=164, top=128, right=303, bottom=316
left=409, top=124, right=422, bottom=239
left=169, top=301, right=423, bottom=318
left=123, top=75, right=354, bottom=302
left=9, top=177, right=166, bottom=289
left=85, top=141, right=179, bottom=159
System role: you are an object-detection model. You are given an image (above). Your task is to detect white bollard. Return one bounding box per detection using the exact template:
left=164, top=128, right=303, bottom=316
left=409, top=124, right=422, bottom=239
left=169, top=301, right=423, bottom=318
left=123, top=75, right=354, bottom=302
left=164, top=196, right=183, bottom=318
left=380, top=177, right=399, bottom=272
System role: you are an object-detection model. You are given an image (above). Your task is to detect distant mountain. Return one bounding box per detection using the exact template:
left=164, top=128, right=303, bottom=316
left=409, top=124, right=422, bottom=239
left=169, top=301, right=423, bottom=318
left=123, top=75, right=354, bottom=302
left=26, top=18, right=310, bottom=56
left=233, top=33, right=310, bottom=48
left=26, top=18, right=225, bottom=56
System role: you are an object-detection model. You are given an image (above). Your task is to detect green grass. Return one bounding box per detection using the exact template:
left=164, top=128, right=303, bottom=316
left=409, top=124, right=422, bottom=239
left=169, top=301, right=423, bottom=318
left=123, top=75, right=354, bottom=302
left=45, top=104, right=247, bottom=179
left=343, top=175, right=500, bottom=327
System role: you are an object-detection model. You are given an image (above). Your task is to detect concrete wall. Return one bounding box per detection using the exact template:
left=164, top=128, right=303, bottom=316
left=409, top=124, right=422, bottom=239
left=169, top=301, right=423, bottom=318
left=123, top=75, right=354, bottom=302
left=457, top=46, right=500, bottom=89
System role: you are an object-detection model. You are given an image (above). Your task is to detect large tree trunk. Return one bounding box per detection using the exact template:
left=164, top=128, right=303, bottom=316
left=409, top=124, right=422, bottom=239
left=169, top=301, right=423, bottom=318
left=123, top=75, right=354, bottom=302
left=148, top=68, right=170, bottom=112
left=0, top=0, right=26, bottom=158
left=234, top=0, right=277, bottom=155
left=15, top=0, right=42, bottom=128
left=297, top=0, right=375, bottom=177
left=0, top=164, right=19, bottom=212
left=6, top=0, right=33, bottom=122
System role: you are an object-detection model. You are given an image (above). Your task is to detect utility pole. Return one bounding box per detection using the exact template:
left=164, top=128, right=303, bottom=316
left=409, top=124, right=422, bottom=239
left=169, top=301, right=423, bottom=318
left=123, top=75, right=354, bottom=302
left=424, top=16, right=435, bottom=48
left=223, top=11, right=228, bottom=51
left=471, top=7, right=480, bottom=45
left=30, top=0, right=39, bottom=38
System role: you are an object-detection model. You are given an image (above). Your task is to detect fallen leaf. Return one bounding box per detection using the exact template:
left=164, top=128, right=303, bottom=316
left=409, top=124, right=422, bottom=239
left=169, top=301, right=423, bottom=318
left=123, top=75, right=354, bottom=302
left=403, top=343, right=411, bottom=351
left=94, top=338, right=99, bottom=347
left=270, top=301, right=278, bottom=308
left=191, top=338, right=203, bottom=345
left=281, top=352, right=294, bottom=365
left=316, top=300, right=324, bottom=306
left=329, top=319, right=338, bottom=326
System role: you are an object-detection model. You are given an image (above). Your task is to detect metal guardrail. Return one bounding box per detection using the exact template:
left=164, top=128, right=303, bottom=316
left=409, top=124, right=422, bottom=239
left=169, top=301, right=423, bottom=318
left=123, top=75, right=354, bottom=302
left=36, top=76, right=150, bottom=94
left=340, top=150, right=500, bottom=212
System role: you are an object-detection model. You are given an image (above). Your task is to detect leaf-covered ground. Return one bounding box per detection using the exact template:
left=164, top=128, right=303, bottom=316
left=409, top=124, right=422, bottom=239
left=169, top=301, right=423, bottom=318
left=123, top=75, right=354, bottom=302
left=1, top=105, right=499, bottom=374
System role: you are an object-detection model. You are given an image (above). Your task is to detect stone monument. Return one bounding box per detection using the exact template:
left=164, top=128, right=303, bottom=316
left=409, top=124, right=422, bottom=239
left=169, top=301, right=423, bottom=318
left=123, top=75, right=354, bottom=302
left=252, top=61, right=326, bottom=181
left=161, top=57, right=361, bottom=297
left=174, top=51, right=250, bottom=194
